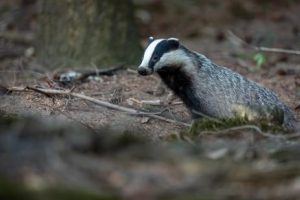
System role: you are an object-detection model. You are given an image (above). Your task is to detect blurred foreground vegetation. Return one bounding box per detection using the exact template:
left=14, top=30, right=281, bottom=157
left=1, top=116, right=300, bottom=200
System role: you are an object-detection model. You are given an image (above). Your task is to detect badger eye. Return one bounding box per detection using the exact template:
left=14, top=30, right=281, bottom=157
left=152, top=55, right=159, bottom=62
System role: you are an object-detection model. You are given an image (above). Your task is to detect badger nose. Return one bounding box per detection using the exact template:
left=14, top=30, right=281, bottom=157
left=138, top=67, right=149, bottom=76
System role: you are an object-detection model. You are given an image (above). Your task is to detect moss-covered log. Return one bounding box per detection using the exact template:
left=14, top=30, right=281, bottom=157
left=35, top=0, right=142, bottom=68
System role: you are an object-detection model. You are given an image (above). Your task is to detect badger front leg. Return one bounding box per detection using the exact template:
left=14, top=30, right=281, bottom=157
left=152, top=79, right=176, bottom=105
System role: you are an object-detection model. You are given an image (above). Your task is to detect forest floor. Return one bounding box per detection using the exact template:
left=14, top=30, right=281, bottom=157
left=1, top=1, right=300, bottom=199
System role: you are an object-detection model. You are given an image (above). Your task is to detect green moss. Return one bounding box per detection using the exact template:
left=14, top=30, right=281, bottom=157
left=231, top=104, right=284, bottom=125
left=160, top=193, right=218, bottom=200
left=41, top=187, right=119, bottom=200
left=0, top=114, right=20, bottom=128
left=0, top=177, right=119, bottom=200
left=0, top=177, right=36, bottom=200
left=189, top=116, right=287, bottom=137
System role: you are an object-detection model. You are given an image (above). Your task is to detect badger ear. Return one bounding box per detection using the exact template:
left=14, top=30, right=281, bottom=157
left=167, top=38, right=179, bottom=50
left=148, top=36, right=154, bottom=44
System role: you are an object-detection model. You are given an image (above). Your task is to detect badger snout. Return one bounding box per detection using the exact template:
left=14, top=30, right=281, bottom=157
left=138, top=66, right=152, bottom=76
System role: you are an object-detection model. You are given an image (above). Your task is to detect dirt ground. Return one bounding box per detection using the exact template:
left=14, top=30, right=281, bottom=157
left=1, top=0, right=300, bottom=138
left=1, top=1, right=300, bottom=199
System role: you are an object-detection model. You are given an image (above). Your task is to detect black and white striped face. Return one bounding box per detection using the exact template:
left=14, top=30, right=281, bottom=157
left=138, top=37, right=180, bottom=76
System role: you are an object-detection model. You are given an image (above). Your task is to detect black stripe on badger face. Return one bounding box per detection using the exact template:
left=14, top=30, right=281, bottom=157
left=138, top=38, right=179, bottom=76
left=148, top=40, right=169, bottom=69
left=148, top=39, right=179, bottom=70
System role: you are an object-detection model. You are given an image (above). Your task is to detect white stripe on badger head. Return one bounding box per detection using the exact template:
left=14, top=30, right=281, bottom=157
left=139, top=39, right=164, bottom=67
left=154, top=49, right=193, bottom=73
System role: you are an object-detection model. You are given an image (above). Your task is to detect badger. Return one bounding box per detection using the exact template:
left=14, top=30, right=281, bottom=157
left=137, top=37, right=297, bottom=130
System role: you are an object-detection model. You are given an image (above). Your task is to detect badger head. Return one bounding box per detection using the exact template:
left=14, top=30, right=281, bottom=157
left=138, top=37, right=181, bottom=76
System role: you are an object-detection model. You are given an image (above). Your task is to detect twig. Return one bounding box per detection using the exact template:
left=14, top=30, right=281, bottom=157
left=171, top=101, right=183, bottom=105
left=254, top=46, right=300, bottom=55
left=140, top=99, right=162, bottom=106
left=227, top=30, right=300, bottom=56
left=199, top=124, right=288, bottom=139
left=26, top=86, right=53, bottom=97
left=7, top=86, right=191, bottom=127
left=127, top=98, right=182, bottom=106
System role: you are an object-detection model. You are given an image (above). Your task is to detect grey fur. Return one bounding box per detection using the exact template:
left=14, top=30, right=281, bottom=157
left=138, top=38, right=297, bottom=130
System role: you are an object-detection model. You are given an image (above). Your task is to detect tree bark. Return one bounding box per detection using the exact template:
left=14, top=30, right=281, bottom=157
left=35, top=0, right=142, bottom=68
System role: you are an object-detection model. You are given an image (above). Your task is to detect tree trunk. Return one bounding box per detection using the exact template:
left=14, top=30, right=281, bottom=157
left=35, top=0, right=142, bottom=68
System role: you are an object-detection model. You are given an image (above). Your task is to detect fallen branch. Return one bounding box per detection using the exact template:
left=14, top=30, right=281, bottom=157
left=227, top=30, right=300, bottom=56
left=127, top=97, right=183, bottom=106
left=253, top=46, right=300, bottom=56
left=55, top=65, right=125, bottom=83
left=7, top=86, right=191, bottom=127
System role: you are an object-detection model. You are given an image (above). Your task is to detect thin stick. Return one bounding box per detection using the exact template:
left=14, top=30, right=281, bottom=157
left=227, top=30, right=300, bottom=56
left=199, top=124, right=288, bottom=139
left=7, top=86, right=191, bottom=127
left=254, top=46, right=300, bottom=55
